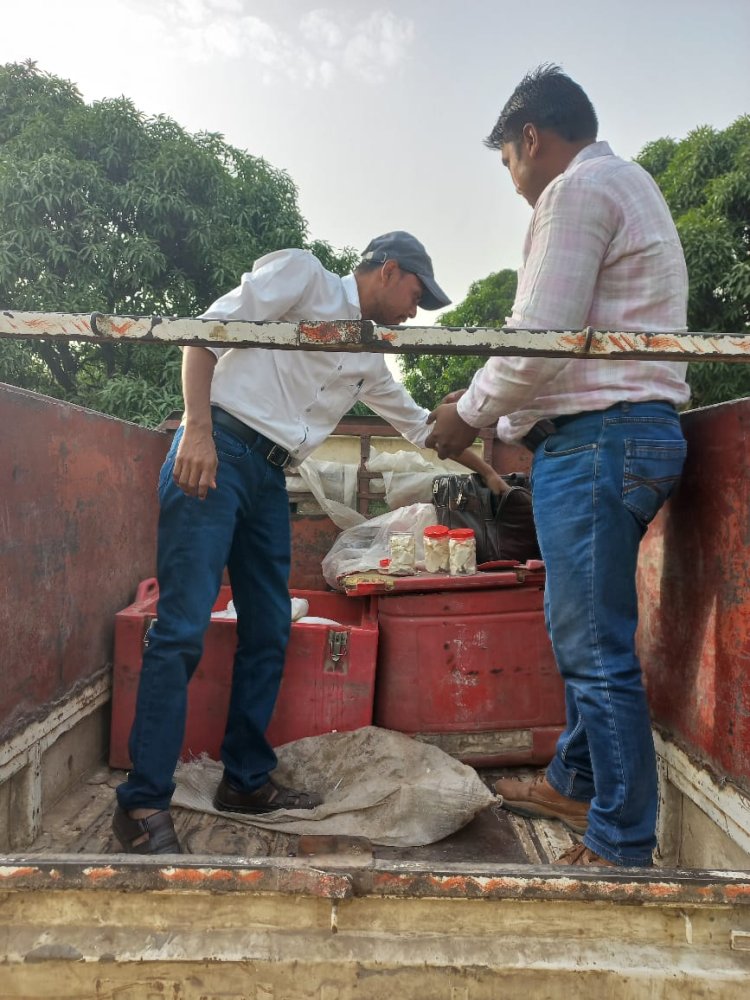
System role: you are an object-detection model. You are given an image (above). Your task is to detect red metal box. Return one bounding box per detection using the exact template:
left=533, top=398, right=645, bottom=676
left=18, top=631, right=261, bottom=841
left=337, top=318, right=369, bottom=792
left=371, top=569, right=564, bottom=766
left=109, top=579, right=378, bottom=769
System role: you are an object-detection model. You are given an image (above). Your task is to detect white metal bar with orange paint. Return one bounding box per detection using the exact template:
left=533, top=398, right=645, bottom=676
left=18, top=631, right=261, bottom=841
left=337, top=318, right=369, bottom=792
left=1, top=310, right=749, bottom=360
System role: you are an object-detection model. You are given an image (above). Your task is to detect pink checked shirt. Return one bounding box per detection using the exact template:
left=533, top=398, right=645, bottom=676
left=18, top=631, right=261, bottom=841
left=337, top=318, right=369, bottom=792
left=457, top=141, right=691, bottom=443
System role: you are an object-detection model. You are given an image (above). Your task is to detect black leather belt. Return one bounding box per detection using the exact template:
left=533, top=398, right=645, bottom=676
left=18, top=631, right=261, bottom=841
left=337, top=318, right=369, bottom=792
left=211, top=406, right=292, bottom=469
left=520, top=417, right=558, bottom=453
left=520, top=402, right=677, bottom=453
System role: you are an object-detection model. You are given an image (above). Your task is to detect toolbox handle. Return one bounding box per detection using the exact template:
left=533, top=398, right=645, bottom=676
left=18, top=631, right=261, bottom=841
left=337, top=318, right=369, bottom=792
left=134, top=578, right=159, bottom=605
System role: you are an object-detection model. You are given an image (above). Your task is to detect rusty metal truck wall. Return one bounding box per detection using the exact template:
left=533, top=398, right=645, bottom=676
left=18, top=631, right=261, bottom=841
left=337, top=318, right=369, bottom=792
left=638, top=396, right=750, bottom=791
left=0, top=384, right=168, bottom=738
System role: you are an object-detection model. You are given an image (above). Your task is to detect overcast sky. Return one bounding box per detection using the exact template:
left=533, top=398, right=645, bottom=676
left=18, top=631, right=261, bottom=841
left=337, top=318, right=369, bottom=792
left=3, top=0, right=749, bottom=323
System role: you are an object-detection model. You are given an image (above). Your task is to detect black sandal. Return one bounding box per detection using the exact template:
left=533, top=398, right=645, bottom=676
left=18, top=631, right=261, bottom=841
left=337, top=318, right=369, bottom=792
left=213, top=776, right=323, bottom=814
left=112, top=806, right=182, bottom=854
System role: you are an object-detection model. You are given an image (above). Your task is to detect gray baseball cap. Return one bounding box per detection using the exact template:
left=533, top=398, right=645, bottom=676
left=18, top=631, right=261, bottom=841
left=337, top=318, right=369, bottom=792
left=361, top=231, right=451, bottom=311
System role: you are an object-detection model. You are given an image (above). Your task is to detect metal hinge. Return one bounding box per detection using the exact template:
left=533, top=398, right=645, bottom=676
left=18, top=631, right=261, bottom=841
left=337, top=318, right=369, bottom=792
left=325, top=630, right=349, bottom=673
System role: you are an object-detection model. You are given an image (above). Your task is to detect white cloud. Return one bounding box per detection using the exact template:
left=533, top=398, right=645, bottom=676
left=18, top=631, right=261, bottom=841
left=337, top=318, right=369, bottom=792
left=343, top=11, right=416, bottom=82
left=128, top=2, right=415, bottom=88
left=300, top=9, right=344, bottom=50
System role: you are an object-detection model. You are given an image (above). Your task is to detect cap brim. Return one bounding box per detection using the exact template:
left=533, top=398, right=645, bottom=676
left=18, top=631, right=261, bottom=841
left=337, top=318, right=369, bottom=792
left=417, top=273, right=451, bottom=311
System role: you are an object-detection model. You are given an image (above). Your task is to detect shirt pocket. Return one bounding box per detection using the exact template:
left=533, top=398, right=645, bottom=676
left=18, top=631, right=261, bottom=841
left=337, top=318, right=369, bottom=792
left=622, top=438, right=687, bottom=526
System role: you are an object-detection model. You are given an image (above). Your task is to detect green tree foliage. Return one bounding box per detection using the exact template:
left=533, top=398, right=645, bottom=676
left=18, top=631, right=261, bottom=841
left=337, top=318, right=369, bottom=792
left=637, top=117, right=750, bottom=407
left=0, top=61, right=355, bottom=424
left=400, top=269, right=517, bottom=408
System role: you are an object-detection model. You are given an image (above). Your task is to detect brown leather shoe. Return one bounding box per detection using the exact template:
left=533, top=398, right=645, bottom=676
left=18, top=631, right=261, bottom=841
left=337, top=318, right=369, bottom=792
left=213, top=776, right=323, bottom=814
left=494, top=772, right=589, bottom=834
left=554, top=843, right=616, bottom=867
left=112, top=806, right=182, bottom=854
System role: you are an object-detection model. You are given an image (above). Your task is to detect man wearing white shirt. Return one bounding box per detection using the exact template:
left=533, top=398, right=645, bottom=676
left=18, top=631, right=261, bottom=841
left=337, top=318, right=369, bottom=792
left=426, top=66, right=689, bottom=868
left=113, top=232, right=451, bottom=854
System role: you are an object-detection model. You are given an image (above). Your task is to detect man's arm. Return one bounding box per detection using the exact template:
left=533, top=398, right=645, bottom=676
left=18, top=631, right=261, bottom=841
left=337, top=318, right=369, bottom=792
left=455, top=447, right=509, bottom=494
left=173, top=347, right=218, bottom=500
left=358, top=359, right=434, bottom=446
left=430, top=177, right=617, bottom=454
left=357, top=362, right=501, bottom=485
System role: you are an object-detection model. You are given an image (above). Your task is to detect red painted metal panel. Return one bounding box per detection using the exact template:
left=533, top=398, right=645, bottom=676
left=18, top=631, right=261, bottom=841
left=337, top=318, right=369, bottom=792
left=638, top=398, right=750, bottom=790
left=0, top=385, right=168, bottom=738
left=109, top=585, right=378, bottom=768
left=289, top=515, right=339, bottom=590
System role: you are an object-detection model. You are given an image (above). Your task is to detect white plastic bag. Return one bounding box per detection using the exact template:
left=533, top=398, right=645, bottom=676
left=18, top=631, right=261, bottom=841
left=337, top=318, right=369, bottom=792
left=367, top=447, right=475, bottom=509
left=289, top=457, right=365, bottom=530
left=321, top=502, right=437, bottom=589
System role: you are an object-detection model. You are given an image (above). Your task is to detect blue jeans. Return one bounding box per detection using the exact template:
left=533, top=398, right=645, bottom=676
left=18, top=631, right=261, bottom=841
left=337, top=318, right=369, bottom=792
left=117, top=423, right=292, bottom=812
left=532, top=401, right=686, bottom=865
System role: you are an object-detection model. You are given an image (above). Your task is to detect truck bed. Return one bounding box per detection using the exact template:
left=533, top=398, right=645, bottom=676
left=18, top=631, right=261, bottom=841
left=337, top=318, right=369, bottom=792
left=24, top=763, right=577, bottom=865
left=7, top=757, right=750, bottom=999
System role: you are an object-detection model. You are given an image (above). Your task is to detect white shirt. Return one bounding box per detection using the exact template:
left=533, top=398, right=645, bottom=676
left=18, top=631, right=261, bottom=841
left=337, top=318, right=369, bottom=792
left=457, top=142, right=691, bottom=443
left=200, top=249, right=431, bottom=464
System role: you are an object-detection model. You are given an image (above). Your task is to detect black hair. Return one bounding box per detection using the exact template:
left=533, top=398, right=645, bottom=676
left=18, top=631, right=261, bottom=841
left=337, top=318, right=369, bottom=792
left=354, top=259, right=383, bottom=275
left=485, top=64, right=598, bottom=150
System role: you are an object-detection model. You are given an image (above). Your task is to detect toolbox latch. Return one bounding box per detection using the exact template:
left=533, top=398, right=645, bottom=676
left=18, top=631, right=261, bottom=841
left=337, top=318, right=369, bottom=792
left=143, top=616, right=157, bottom=648
left=326, top=630, right=349, bottom=674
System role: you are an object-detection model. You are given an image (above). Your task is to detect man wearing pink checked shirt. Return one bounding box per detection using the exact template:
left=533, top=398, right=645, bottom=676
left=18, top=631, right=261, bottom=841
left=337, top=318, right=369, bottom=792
left=426, top=64, right=690, bottom=868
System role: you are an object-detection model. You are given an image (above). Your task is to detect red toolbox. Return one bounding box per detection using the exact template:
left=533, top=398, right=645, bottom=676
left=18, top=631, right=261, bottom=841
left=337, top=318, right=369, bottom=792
left=345, top=566, right=564, bottom=767
left=109, top=579, right=378, bottom=769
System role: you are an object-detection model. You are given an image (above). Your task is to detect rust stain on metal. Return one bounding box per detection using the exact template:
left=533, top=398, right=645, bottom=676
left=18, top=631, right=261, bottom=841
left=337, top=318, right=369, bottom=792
left=720, top=884, right=750, bottom=901
left=109, top=318, right=136, bottom=338
left=160, top=866, right=234, bottom=885
left=0, top=865, right=40, bottom=880
left=559, top=332, right=590, bottom=351
left=368, top=869, right=750, bottom=905
left=284, top=869, right=353, bottom=898
left=299, top=321, right=362, bottom=345
left=92, top=315, right=136, bottom=339
left=604, top=333, right=637, bottom=353
left=646, top=334, right=688, bottom=352
left=205, top=322, right=229, bottom=341
left=237, top=870, right=265, bottom=886
left=423, top=873, right=622, bottom=898
left=83, top=866, right=117, bottom=882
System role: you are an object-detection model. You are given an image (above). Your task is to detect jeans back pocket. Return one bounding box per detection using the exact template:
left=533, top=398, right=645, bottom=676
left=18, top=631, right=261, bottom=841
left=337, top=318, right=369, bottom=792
left=623, top=438, right=687, bottom=525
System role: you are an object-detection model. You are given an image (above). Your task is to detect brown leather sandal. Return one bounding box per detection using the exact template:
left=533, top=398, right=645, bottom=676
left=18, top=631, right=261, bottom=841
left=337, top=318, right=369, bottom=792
left=213, top=776, right=323, bottom=814
left=112, top=806, right=182, bottom=854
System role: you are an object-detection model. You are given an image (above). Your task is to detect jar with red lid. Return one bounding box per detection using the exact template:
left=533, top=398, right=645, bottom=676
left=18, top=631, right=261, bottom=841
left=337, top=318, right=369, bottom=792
left=423, top=524, right=449, bottom=573
left=448, top=527, right=476, bottom=575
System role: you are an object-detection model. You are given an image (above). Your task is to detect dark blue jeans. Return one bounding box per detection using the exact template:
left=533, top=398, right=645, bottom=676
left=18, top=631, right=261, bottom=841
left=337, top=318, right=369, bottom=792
left=532, top=401, right=686, bottom=864
left=117, top=423, right=291, bottom=812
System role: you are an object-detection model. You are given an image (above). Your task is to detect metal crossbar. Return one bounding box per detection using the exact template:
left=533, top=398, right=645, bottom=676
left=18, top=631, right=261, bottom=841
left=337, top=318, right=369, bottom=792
left=0, top=310, right=749, bottom=361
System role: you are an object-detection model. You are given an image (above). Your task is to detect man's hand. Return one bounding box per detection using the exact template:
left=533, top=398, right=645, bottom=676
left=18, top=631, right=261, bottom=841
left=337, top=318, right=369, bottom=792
left=425, top=403, right=478, bottom=460
left=173, top=425, right=218, bottom=499
left=481, top=469, right=509, bottom=495
left=439, top=388, right=467, bottom=405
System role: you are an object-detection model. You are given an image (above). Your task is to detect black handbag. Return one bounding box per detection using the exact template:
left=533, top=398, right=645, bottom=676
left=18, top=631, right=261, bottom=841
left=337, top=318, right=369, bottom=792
left=431, top=472, right=540, bottom=565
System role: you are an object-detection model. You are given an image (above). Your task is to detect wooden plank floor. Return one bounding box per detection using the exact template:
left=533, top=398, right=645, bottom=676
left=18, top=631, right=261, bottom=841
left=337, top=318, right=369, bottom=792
left=26, top=765, right=577, bottom=864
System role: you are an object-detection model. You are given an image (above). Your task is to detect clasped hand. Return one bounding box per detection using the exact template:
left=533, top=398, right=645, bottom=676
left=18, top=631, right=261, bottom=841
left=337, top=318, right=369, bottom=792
left=425, top=400, right=478, bottom=460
